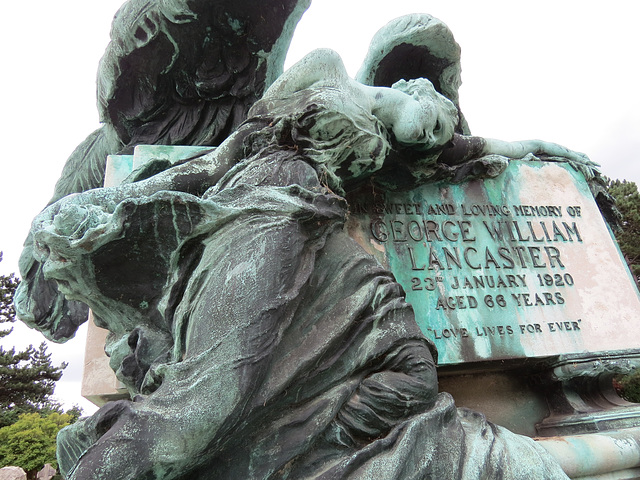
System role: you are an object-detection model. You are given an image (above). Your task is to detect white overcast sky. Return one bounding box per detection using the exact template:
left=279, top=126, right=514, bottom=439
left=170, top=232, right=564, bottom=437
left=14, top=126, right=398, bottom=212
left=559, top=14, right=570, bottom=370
left=1, top=0, right=639, bottom=413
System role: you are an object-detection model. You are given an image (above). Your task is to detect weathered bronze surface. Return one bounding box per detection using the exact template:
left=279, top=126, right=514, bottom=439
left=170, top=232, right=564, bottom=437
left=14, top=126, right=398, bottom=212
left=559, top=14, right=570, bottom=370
left=14, top=2, right=607, bottom=478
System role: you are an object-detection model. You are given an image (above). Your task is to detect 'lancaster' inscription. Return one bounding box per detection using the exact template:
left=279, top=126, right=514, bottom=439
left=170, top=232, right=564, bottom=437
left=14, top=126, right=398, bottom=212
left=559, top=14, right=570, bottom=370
left=406, top=245, right=565, bottom=271
left=355, top=199, right=587, bottom=340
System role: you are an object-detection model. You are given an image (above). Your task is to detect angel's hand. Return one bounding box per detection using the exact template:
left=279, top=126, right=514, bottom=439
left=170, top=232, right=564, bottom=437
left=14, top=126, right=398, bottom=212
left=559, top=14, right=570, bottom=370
left=484, top=138, right=600, bottom=181
left=32, top=195, right=115, bottom=262
left=527, top=140, right=600, bottom=180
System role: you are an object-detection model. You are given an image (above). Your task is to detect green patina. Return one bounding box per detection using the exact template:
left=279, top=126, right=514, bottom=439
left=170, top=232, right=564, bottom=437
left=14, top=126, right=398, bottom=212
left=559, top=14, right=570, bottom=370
left=13, top=1, right=609, bottom=476
left=371, top=160, right=602, bottom=365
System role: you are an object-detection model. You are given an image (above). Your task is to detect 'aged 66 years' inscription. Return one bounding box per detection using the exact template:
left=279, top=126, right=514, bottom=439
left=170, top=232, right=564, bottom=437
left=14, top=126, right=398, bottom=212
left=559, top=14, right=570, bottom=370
left=347, top=161, right=640, bottom=365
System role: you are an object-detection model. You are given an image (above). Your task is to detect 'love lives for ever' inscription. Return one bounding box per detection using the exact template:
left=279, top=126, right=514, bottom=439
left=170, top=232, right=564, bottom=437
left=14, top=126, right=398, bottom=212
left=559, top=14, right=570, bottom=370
left=347, top=161, right=640, bottom=365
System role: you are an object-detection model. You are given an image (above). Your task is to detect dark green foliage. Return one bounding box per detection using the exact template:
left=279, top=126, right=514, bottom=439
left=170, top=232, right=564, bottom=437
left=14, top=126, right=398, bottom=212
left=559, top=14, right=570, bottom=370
left=64, top=404, right=83, bottom=423
left=614, top=370, right=640, bottom=404
left=607, top=181, right=640, bottom=403
left=0, top=252, right=69, bottom=428
left=0, top=252, right=19, bottom=339
left=0, top=253, right=81, bottom=477
left=0, top=343, right=67, bottom=428
left=0, top=412, right=73, bottom=479
left=607, top=179, right=640, bottom=285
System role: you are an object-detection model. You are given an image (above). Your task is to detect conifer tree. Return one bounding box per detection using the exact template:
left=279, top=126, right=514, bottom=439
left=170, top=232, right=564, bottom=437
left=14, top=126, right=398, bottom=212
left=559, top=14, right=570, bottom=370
left=0, top=253, right=67, bottom=428
left=607, top=180, right=640, bottom=286
left=607, top=180, right=640, bottom=403
left=0, top=252, right=19, bottom=339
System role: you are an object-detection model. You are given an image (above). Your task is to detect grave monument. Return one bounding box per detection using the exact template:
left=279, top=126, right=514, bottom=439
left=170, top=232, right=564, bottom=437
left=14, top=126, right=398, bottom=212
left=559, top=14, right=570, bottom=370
left=14, top=1, right=640, bottom=479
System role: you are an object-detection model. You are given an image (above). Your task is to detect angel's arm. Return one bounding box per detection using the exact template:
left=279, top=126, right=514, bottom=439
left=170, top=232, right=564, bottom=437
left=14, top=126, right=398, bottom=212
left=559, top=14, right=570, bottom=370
left=437, top=134, right=596, bottom=173
left=481, top=138, right=593, bottom=166
left=261, top=49, right=355, bottom=100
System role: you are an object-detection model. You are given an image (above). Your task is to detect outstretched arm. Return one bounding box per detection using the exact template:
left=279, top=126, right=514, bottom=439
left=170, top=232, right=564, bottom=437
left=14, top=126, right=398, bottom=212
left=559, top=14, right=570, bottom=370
left=437, top=134, right=598, bottom=179
left=482, top=138, right=594, bottom=167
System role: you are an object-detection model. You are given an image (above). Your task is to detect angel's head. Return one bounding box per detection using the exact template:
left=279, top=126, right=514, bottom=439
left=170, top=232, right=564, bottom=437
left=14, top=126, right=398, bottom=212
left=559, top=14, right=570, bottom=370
left=357, top=13, right=469, bottom=136
left=390, top=78, right=458, bottom=151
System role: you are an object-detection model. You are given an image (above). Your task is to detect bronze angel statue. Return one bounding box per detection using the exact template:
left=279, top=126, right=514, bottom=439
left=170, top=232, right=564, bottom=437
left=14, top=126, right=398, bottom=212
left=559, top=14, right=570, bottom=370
left=15, top=1, right=596, bottom=478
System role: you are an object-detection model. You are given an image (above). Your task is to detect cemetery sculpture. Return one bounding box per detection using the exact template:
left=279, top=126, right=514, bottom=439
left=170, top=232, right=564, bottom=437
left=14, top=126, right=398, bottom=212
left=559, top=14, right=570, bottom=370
left=14, top=1, right=602, bottom=478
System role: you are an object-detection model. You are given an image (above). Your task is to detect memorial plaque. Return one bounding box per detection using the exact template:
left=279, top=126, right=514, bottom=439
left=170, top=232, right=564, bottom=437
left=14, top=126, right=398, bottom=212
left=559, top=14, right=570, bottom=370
left=347, top=160, right=640, bottom=365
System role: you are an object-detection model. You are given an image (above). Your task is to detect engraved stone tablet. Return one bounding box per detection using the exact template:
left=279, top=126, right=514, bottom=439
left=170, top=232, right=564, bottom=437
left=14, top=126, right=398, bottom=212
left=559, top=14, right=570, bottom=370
left=347, top=160, right=640, bottom=365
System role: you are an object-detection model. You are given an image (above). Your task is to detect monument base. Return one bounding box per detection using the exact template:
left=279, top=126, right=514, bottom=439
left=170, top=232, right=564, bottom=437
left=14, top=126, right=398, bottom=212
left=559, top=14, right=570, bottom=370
left=78, top=147, right=640, bottom=479
left=535, top=352, right=640, bottom=437
left=439, top=351, right=640, bottom=438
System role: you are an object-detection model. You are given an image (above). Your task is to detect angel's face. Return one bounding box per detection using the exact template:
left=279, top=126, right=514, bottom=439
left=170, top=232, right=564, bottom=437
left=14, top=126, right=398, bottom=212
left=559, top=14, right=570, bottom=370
left=404, top=99, right=456, bottom=150
left=392, top=78, right=458, bottom=151
left=428, top=101, right=457, bottom=150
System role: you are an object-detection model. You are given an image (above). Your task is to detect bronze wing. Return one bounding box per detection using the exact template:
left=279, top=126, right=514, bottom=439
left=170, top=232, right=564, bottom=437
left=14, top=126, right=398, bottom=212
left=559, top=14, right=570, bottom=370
left=17, top=0, right=311, bottom=342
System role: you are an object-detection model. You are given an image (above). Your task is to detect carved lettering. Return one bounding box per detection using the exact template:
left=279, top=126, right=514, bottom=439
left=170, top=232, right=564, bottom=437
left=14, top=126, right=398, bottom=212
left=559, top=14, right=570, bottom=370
left=362, top=195, right=587, bottom=355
